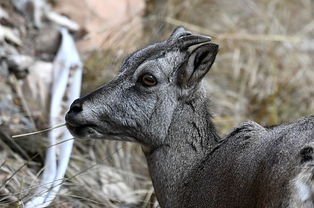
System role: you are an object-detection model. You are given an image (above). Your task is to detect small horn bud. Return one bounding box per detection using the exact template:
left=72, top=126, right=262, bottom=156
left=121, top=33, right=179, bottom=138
left=179, top=34, right=212, bottom=49
left=170, top=26, right=192, bottom=40
left=168, top=26, right=212, bottom=50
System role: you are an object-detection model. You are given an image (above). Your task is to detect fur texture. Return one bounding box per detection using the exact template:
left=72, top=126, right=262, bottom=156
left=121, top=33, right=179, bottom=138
left=65, top=27, right=314, bottom=208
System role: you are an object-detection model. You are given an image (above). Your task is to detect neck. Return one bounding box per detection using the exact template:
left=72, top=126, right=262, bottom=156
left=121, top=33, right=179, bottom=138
left=143, top=94, right=220, bottom=208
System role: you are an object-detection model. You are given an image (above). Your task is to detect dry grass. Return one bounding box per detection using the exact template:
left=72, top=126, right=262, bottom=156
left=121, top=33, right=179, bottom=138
left=1, top=0, right=314, bottom=207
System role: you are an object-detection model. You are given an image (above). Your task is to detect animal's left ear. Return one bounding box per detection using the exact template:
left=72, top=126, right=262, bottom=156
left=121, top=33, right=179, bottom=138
left=178, top=43, right=218, bottom=87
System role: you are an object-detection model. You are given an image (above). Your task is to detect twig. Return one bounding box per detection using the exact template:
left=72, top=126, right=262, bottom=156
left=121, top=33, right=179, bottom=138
left=0, top=138, right=75, bottom=200
left=20, top=145, right=125, bottom=203
left=12, top=123, right=66, bottom=139
left=0, top=128, right=30, bottom=160
left=0, top=153, right=40, bottom=191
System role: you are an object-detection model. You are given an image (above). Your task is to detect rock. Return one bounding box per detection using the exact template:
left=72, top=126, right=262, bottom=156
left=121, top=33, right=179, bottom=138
left=34, top=25, right=61, bottom=60
left=22, top=60, right=53, bottom=117
left=7, top=54, right=34, bottom=79
left=55, top=0, right=145, bottom=51
left=0, top=25, right=22, bottom=46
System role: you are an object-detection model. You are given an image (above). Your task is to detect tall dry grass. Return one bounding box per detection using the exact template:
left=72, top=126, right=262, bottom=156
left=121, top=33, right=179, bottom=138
left=1, top=0, right=313, bottom=207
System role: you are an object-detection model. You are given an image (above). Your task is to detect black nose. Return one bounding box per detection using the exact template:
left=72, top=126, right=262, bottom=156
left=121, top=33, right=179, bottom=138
left=69, top=99, right=83, bottom=114
left=65, top=99, right=84, bottom=127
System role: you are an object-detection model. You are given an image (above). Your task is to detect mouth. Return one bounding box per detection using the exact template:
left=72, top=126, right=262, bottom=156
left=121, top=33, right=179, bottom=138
left=66, top=123, right=104, bottom=139
left=66, top=122, right=138, bottom=142
left=65, top=116, right=138, bottom=142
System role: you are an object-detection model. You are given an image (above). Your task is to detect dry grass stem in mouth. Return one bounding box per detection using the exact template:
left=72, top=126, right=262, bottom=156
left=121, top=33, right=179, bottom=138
left=11, top=123, right=66, bottom=139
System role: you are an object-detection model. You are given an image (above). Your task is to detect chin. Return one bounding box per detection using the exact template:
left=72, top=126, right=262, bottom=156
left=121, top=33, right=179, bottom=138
left=66, top=122, right=138, bottom=142
left=66, top=123, right=105, bottom=139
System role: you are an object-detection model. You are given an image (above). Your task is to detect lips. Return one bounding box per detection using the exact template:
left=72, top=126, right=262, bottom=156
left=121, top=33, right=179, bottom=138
left=65, top=109, right=129, bottom=140
left=66, top=122, right=103, bottom=139
left=65, top=110, right=102, bottom=139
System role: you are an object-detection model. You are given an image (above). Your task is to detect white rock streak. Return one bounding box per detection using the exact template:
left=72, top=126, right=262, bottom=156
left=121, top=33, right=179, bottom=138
left=25, top=28, right=82, bottom=208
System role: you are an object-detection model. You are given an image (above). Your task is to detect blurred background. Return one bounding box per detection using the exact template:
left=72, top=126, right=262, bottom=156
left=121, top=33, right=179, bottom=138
left=0, top=0, right=313, bottom=207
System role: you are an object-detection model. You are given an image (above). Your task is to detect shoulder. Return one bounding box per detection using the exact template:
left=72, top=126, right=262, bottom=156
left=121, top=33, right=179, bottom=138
left=226, top=120, right=267, bottom=140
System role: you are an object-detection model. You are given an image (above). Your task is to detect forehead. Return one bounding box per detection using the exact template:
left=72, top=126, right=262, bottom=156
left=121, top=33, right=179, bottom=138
left=135, top=50, right=187, bottom=76
left=157, top=50, right=186, bottom=69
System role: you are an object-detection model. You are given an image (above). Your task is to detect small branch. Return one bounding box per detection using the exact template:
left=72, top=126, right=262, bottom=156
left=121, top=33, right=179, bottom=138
left=12, top=123, right=66, bottom=139
left=0, top=128, right=30, bottom=160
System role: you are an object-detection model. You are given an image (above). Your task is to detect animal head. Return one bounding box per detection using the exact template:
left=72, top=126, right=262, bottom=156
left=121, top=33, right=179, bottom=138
left=65, top=26, right=218, bottom=147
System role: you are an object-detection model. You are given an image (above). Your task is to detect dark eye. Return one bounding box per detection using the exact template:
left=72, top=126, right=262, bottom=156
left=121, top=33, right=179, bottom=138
left=139, top=73, right=158, bottom=87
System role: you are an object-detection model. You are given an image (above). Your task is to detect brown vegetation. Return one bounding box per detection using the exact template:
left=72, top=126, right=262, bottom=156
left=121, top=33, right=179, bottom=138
left=0, top=0, right=313, bottom=207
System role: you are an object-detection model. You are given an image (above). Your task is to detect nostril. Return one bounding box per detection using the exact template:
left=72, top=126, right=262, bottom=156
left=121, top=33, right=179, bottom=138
left=69, top=100, right=83, bottom=114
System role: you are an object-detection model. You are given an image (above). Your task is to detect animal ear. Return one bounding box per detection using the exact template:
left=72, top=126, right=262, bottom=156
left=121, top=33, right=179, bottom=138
left=178, top=43, right=219, bottom=87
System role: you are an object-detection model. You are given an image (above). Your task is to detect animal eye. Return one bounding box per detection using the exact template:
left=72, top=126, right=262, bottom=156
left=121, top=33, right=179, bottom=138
left=140, top=73, right=158, bottom=87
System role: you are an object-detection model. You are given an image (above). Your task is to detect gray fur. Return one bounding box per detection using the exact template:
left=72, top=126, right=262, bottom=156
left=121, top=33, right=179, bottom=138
left=65, top=27, right=314, bottom=208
